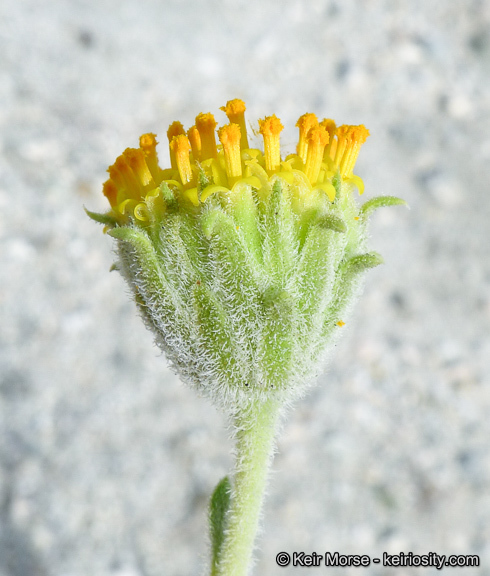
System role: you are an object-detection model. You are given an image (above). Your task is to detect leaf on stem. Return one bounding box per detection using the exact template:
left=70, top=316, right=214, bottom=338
left=209, top=476, right=231, bottom=576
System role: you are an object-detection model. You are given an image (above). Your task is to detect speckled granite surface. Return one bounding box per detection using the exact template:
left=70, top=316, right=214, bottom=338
left=1, top=1, right=490, bottom=574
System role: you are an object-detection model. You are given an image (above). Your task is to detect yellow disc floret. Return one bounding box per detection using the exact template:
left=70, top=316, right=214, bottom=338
left=167, top=121, right=185, bottom=170
left=107, top=163, right=126, bottom=195
left=114, top=154, right=144, bottom=199
left=187, top=125, right=202, bottom=162
left=320, top=119, right=337, bottom=158
left=258, top=115, right=284, bottom=173
left=333, top=125, right=351, bottom=171
left=169, top=134, right=193, bottom=186
left=195, top=113, right=218, bottom=160
left=218, top=123, right=243, bottom=184
left=304, top=126, right=329, bottom=185
left=339, top=125, right=370, bottom=177
left=102, top=178, right=118, bottom=208
left=220, top=99, right=249, bottom=150
left=296, top=113, right=319, bottom=165
left=139, top=133, right=160, bottom=181
left=123, top=148, right=155, bottom=188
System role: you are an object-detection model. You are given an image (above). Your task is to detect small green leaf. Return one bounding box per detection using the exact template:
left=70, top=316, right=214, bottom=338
left=84, top=207, right=117, bottom=227
left=209, top=476, right=231, bottom=576
left=316, top=213, right=347, bottom=233
left=359, top=196, right=407, bottom=219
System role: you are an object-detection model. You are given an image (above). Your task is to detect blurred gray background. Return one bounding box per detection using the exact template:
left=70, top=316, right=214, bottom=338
left=1, top=0, right=490, bottom=574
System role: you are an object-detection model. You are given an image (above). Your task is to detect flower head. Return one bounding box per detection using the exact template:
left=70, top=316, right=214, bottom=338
left=88, top=99, right=405, bottom=411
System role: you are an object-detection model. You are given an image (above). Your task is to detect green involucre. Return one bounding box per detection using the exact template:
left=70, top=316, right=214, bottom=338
left=96, top=176, right=402, bottom=411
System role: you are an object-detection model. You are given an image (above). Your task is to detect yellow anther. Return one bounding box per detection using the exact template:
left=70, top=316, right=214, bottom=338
left=221, top=99, right=249, bottom=149
left=195, top=113, right=218, bottom=160
left=336, top=320, right=345, bottom=327
left=167, top=122, right=186, bottom=170
left=258, top=115, right=284, bottom=173
left=296, top=113, right=319, bottom=164
left=169, top=134, right=193, bottom=186
left=320, top=119, right=337, bottom=157
left=218, top=123, right=243, bottom=184
left=139, top=133, right=160, bottom=181
left=123, top=148, right=154, bottom=187
left=102, top=179, right=118, bottom=208
left=304, top=126, right=329, bottom=184
left=187, top=125, right=202, bottom=162
left=340, top=125, right=370, bottom=177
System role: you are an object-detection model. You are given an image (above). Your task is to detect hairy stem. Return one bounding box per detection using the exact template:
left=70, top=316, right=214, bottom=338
left=215, top=398, right=282, bottom=576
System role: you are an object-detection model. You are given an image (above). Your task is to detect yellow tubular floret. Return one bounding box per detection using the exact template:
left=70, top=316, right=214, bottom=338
left=320, top=119, right=337, bottom=157
left=103, top=179, right=118, bottom=208
left=170, top=135, right=193, bottom=186
left=296, top=113, right=319, bottom=164
left=167, top=121, right=185, bottom=170
left=139, top=133, right=160, bottom=181
left=114, top=155, right=143, bottom=199
left=187, top=125, right=202, bottom=162
left=258, top=115, right=284, bottom=173
left=338, top=129, right=355, bottom=177
left=123, top=148, right=154, bottom=188
left=221, top=99, right=249, bottom=150
left=218, top=123, right=243, bottom=184
left=167, top=121, right=185, bottom=140
left=340, top=125, right=370, bottom=177
left=107, top=163, right=126, bottom=192
left=195, top=113, right=218, bottom=160
left=333, top=125, right=351, bottom=169
left=305, top=126, right=329, bottom=185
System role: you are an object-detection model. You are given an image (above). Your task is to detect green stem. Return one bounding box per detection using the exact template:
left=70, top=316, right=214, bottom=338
left=215, top=398, right=282, bottom=576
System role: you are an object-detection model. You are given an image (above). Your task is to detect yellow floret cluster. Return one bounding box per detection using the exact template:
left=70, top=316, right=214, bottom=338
left=101, top=99, right=369, bottom=224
